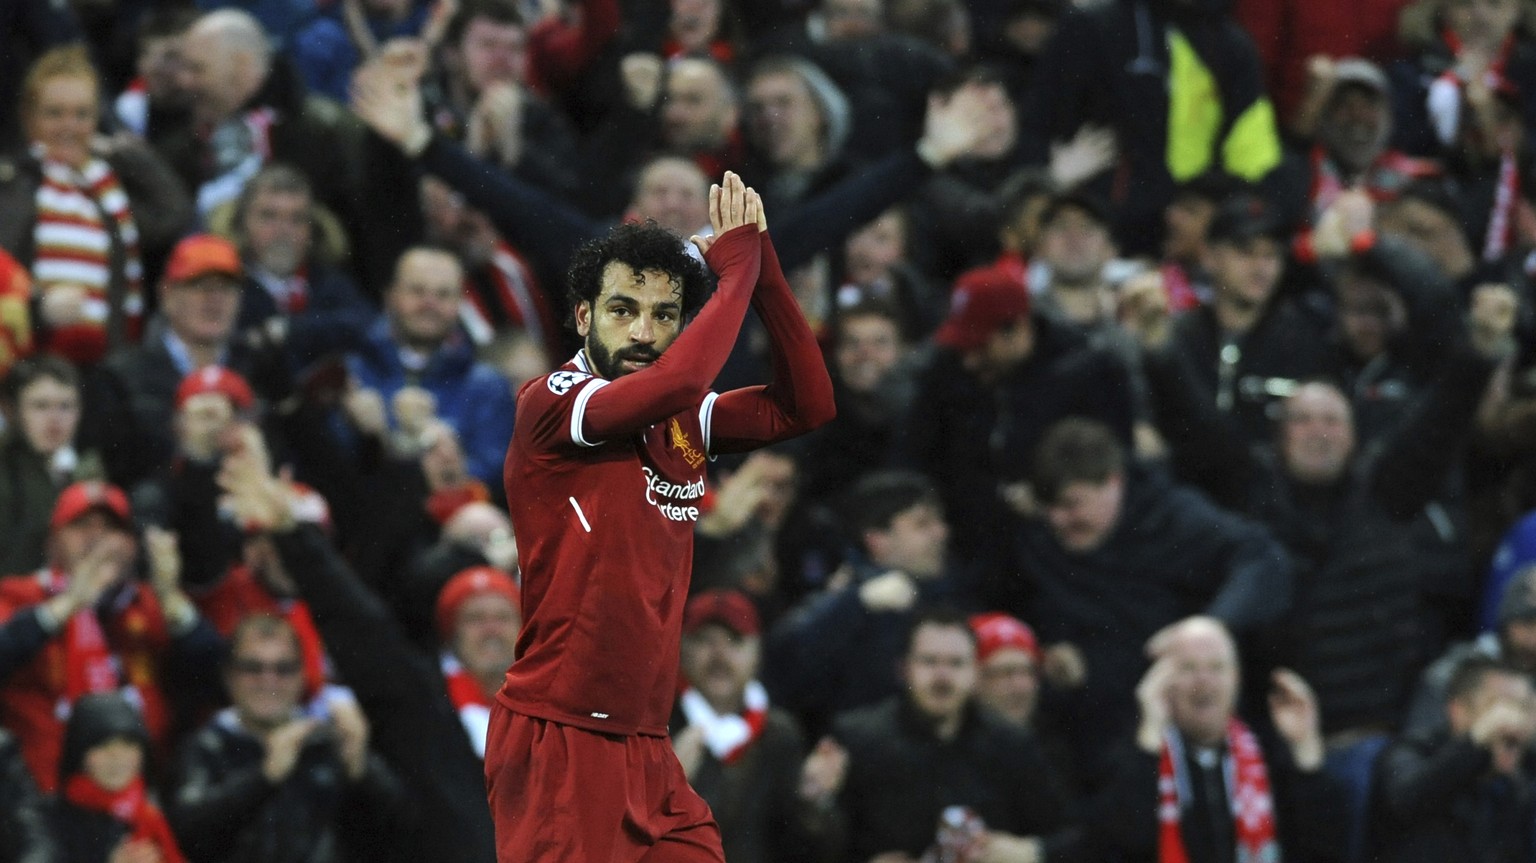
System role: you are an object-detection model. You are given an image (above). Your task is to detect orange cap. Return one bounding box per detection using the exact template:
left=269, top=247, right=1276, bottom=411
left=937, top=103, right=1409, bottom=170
left=164, top=234, right=242, bottom=284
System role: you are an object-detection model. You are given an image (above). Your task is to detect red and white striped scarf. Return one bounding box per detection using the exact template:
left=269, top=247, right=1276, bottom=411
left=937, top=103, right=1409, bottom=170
left=1157, top=719, right=1278, bottom=863
left=31, top=149, right=144, bottom=363
left=678, top=680, right=769, bottom=764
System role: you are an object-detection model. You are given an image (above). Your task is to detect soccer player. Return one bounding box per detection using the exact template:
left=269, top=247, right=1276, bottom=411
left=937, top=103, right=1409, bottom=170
left=486, top=172, right=835, bottom=861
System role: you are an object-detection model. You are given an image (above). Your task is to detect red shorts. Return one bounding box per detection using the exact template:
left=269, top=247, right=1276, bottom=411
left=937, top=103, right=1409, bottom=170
left=485, top=705, right=725, bottom=863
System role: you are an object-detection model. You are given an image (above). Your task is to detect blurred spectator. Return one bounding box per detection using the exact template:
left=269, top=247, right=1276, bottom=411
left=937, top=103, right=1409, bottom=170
left=423, top=0, right=587, bottom=199
left=659, top=0, right=738, bottom=62
left=113, top=7, right=196, bottom=140
left=1028, top=191, right=1129, bottom=342
left=1370, top=655, right=1536, bottom=862
left=192, top=0, right=317, bottom=50
left=154, top=9, right=366, bottom=225
left=1290, top=59, right=1440, bottom=262
left=670, top=590, right=830, bottom=863
left=796, top=300, right=916, bottom=507
left=81, top=234, right=289, bottom=489
left=1155, top=194, right=1333, bottom=451
left=1077, top=617, right=1347, bottom=862
left=0, top=357, right=104, bottom=575
left=994, top=418, right=1292, bottom=781
left=1391, top=0, right=1536, bottom=159
left=223, top=163, right=374, bottom=371
left=0, top=483, right=216, bottom=792
left=1019, top=0, right=1284, bottom=255
left=291, top=0, right=434, bottom=102
left=49, top=692, right=186, bottom=863
left=1408, top=562, right=1536, bottom=734
left=768, top=0, right=954, bottom=164
left=1236, top=0, right=1411, bottom=127
left=169, top=614, right=408, bottom=863
left=419, top=176, right=564, bottom=364
left=215, top=429, right=498, bottom=863
left=0, top=46, right=192, bottom=366
left=765, top=471, right=972, bottom=730
left=948, top=169, right=1052, bottom=303
left=1374, top=179, right=1486, bottom=291
left=969, top=612, right=1043, bottom=731
left=742, top=55, right=854, bottom=213
left=798, top=608, right=1071, bottom=862
left=905, top=273, right=1134, bottom=568
left=832, top=206, right=945, bottom=340
left=0, top=726, right=55, bottom=863
left=435, top=566, right=521, bottom=756
left=1158, top=172, right=1239, bottom=309
left=341, top=246, right=516, bottom=486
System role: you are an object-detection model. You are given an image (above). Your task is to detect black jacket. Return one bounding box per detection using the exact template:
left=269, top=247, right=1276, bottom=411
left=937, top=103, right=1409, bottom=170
left=169, top=710, right=409, bottom=863
left=818, top=698, right=1071, bottom=863
left=904, top=315, right=1135, bottom=567
left=0, top=729, right=54, bottom=863
left=1075, top=730, right=1348, bottom=863
left=80, top=322, right=291, bottom=489
left=270, top=526, right=496, bottom=863
left=1370, top=727, right=1536, bottom=863
left=995, top=466, right=1291, bottom=770
left=1146, top=341, right=1499, bottom=733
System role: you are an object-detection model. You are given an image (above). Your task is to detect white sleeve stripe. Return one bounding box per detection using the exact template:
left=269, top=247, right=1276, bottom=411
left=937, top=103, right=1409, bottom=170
left=699, top=391, right=719, bottom=455
left=570, top=378, right=610, bottom=447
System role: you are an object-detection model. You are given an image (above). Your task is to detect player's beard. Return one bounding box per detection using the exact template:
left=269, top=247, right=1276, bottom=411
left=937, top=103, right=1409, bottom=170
left=585, top=334, right=660, bottom=380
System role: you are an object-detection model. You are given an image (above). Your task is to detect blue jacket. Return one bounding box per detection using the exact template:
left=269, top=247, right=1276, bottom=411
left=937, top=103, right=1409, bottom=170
left=290, top=1, right=431, bottom=101
left=344, top=318, right=515, bottom=486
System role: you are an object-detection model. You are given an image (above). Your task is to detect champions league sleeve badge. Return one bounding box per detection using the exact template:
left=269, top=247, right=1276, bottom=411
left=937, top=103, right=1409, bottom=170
left=547, top=370, right=591, bottom=395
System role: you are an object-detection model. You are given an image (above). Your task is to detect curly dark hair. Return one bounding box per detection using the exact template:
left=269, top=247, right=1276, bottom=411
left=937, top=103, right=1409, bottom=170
left=565, top=221, right=711, bottom=328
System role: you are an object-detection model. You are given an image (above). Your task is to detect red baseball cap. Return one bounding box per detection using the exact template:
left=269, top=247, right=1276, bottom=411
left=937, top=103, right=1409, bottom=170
left=175, top=366, right=255, bottom=412
left=934, top=272, right=1031, bottom=352
left=164, top=234, right=242, bottom=284
left=51, top=481, right=132, bottom=532
left=970, top=612, right=1042, bottom=664
left=682, top=589, right=760, bottom=637
left=435, top=566, right=520, bottom=639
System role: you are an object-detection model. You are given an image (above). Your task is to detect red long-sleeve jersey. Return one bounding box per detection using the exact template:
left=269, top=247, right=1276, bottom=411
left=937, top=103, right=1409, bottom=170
left=497, top=225, right=833, bottom=736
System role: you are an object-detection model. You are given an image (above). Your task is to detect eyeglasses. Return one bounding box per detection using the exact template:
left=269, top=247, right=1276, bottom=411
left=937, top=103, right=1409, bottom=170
left=230, top=658, right=302, bottom=677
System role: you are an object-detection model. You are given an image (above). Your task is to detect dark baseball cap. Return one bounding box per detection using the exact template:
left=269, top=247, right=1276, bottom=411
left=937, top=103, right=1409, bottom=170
left=1039, top=190, right=1112, bottom=230
left=1206, top=194, right=1286, bottom=246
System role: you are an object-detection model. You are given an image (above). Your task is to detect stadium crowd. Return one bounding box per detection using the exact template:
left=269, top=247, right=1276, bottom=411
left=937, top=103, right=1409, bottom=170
left=3, top=0, right=1536, bottom=859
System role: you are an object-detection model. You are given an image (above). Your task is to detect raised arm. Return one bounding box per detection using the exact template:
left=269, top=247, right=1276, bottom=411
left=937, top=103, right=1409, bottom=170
left=708, top=229, right=837, bottom=453
left=576, top=176, right=763, bottom=440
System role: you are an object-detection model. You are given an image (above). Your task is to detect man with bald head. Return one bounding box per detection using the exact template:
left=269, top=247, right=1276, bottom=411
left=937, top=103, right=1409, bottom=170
left=1136, top=280, right=1520, bottom=837
left=1079, top=617, right=1345, bottom=861
left=151, top=8, right=369, bottom=225
left=661, top=57, right=743, bottom=175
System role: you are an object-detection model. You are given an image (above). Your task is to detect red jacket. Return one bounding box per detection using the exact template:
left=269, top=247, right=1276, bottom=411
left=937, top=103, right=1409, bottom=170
left=0, top=571, right=173, bottom=792
left=1236, top=0, right=1412, bottom=122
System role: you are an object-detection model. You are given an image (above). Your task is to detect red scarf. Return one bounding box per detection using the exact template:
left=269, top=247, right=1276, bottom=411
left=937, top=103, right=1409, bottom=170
left=45, top=571, right=120, bottom=705
left=1308, top=145, right=1439, bottom=219
left=1157, top=719, right=1278, bottom=863
left=460, top=242, right=559, bottom=361
left=64, top=774, right=186, bottom=863
left=442, top=655, right=494, bottom=759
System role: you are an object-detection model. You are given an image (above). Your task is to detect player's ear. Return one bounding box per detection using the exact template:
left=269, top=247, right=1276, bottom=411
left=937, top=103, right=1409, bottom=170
left=574, top=301, right=593, bottom=337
